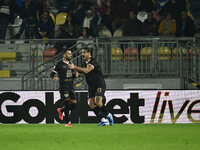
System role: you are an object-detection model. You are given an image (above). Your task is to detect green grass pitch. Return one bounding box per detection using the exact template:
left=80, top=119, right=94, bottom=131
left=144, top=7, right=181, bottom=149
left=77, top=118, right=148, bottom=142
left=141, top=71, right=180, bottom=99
left=0, top=124, right=199, bottom=150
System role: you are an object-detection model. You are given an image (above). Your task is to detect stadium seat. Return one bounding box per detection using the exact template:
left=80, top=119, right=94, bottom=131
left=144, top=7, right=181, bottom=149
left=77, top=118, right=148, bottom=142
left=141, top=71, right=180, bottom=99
left=56, top=12, right=67, bottom=25
left=124, top=47, right=138, bottom=61
left=140, top=47, right=152, bottom=60
left=98, top=26, right=112, bottom=37
left=42, top=36, right=49, bottom=44
left=43, top=48, right=57, bottom=62
left=172, top=47, right=187, bottom=60
left=187, top=11, right=195, bottom=21
left=157, top=46, right=171, bottom=60
left=0, top=70, right=11, bottom=77
left=50, top=12, right=56, bottom=23
left=113, top=28, right=123, bottom=37
left=111, top=47, right=123, bottom=60
left=188, top=48, right=200, bottom=59
left=0, top=52, right=16, bottom=61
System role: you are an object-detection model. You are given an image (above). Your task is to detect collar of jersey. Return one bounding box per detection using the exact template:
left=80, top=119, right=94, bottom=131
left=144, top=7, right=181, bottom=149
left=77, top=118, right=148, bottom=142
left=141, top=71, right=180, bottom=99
left=86, top=59, right=91, bottom=64
left=63, top=60, right=70, bottom=64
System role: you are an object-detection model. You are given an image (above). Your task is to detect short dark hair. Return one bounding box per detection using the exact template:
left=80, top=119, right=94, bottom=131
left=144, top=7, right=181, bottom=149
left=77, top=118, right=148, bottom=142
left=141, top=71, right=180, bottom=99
left=63, top=49, right=71, bottom=54
left=82, top=47, right=91, bottom=53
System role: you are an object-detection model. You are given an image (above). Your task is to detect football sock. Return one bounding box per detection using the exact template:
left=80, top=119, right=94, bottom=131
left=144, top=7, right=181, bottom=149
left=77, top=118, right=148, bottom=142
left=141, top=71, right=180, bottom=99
left=64, top=101, right=71, bottom=123
left=93, top=107, right=104, bottom=119
left=100, top=105, right=109, bottom=117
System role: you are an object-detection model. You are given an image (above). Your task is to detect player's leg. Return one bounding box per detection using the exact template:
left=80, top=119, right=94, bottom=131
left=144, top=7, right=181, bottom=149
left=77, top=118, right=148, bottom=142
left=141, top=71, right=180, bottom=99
left=88, top=88, right=109, bottom=126
left=57, top=91, right=65, bottom=120
left=101, top=96, right=114, bottom=125
left=63, top=100, right=72, bottom=127
left=69, top=90, right=77, bottom=110
left=58, top=91, right=72, bottom=127
left=95, top=88, right=114, bottom=126
left=94, top=95, right=109, bottom=126
left=89, top=98, right=103, bottom=118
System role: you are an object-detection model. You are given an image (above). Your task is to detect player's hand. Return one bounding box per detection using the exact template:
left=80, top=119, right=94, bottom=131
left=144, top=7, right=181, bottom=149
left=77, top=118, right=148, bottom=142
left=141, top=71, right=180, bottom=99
left=68, top=63, right=75, bottom=69
left=87, top=64, right=94, bottom=69
left=53, top=77, right=59, bottom=81
left=75, top=72, right=79, bottom=77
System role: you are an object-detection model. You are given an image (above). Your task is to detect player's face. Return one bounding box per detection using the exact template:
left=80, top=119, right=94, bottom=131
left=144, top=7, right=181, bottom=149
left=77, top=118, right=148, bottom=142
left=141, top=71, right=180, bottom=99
left=64, top=50, right=72, bottom=60
left=82, top=49, right=90, bottom=60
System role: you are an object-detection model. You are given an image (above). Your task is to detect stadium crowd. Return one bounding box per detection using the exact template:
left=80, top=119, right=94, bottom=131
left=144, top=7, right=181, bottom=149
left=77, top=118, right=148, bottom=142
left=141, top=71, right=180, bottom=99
left=0, top=0, right=200, bottom=41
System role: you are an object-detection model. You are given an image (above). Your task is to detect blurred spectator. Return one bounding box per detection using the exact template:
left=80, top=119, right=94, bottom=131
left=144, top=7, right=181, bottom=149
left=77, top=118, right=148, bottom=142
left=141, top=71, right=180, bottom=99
left=15, top=0, right=24, bottom=8
left=159, top=0, right=184, bottom=20
left=110, top=0, right=137, bottom=31
left=137, top=0, right=156, bottom=12
left=89, top=3, right=101, bottom=37
left=194, top=16, right=200, bottom=38
left=76, top=27, right=93, bottom=49
left=15, top=0, right=37, bottom=39
left=176, top=10, right=195, bottom=37
left=158, top=12, right=176, bottom=36
left=59, top=13, right=79, bottom=38
left=0, top=0, right=19, bottom=39
left=190, top=0, right=200, bottom=18
left=143, top=11, right=158, bottom=36
left=100, top=0, right=112, bottom=32
left=34, top=10, right=55, bottom=39
left=82, top=10, right=93, bottom=29
left=185, top=0, right=192, bottom=12
left=36, top=0, right=45, bottom=18
left=53, top=0, right=75, bottom=12
left=73, top=2, right=87, bottom=30
left=123, top=10, right=143, bottom=36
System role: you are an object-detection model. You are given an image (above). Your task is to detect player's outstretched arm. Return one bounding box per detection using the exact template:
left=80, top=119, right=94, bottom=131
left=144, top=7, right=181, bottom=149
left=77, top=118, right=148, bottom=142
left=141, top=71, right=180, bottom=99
left=68, top=63, right=94, bottom=74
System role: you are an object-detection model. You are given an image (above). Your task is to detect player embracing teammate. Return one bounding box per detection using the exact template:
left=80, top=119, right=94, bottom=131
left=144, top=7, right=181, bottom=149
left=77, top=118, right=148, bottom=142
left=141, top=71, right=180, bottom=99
left=68, top=47, right=114, bottom=126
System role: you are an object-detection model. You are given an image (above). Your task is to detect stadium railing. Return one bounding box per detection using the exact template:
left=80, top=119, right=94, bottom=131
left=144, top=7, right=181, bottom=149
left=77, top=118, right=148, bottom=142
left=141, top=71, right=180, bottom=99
left=0, top=37, right=197, bottom=90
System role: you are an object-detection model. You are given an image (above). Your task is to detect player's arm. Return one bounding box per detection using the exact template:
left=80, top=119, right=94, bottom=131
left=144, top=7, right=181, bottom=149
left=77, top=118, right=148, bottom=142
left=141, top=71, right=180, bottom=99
left=73, top=71, right=79, bottom=78
left=50, top=70, right=59, bottom=81
left=68, top=63, right=94, bottom=74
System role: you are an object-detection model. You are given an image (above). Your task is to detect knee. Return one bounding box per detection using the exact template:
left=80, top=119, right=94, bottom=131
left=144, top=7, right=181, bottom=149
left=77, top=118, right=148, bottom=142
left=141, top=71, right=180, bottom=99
left=89, top=103, right=96, bottom=109
left=96, top=102, right=103, bottom=108
left=95, top=96, right=103, bottom=108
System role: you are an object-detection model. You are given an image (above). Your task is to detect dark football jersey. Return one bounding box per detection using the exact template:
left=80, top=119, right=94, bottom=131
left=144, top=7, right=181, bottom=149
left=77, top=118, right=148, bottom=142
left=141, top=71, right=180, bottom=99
left=82, top=57, right=106, bottom=88
left=53, top=61, right=76, bottom=90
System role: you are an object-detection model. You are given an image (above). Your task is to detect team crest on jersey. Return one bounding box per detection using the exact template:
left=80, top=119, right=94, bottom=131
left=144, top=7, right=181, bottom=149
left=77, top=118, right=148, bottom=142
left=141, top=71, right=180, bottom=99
left=64, top=93, right=69, bottom=98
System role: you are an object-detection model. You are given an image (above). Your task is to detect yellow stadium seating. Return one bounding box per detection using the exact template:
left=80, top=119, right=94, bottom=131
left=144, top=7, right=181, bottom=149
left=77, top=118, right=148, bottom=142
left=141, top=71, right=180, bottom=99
left=50, top=12, right=56, bottom=23
left=0, top=70, right=11, bottom=77
left=140, top=47, right=152, bottom=60
left=56, top=12, right=67, bottom=25
left=112, top=47, right=123, bottom=60
left=0, top=52, right=16, bottom=61
left=172, top=47, right=187, bottom=59
left=157, top=46, right=171, bottom=60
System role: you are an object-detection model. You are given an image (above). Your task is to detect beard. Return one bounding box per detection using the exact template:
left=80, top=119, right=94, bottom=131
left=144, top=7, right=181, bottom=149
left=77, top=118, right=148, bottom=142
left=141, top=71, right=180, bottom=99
left=65, top=57, right=71, bottom=61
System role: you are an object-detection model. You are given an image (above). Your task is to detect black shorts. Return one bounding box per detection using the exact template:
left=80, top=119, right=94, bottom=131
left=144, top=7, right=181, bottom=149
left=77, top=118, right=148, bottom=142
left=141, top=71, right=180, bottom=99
left=60, top=90, right=77, bottom=101
left=88, top=87, right=106, bottom=98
